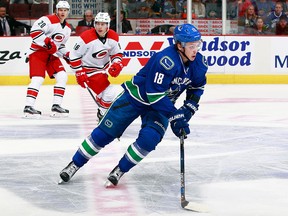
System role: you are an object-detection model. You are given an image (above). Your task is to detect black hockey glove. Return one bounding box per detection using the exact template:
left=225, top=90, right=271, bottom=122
left=169, top=110, right=190, bottom=138
left=179, top=100, right=199, bottom=122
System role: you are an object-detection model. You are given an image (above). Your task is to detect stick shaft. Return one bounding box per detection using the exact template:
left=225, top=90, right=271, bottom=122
left=180, top=135, right=186, bottom=205
left=84, top=82, right=100, bottom=107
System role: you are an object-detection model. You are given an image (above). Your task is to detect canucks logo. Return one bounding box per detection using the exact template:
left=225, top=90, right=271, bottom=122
left=160, top=56, right=174, bottom=70
left=104, top=119, right=113, bottom=128
left=202, top=55, right=208, bottom=68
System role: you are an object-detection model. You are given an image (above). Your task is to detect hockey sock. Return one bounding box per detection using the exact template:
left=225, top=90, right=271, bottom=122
left=25, top=76, right=44, bottom=106
left=119, top=127, right=161, bottom=172
left=73, top=135, right=103, bottom=167
left=119, top=141, right=150, bottom=172
left=73, top=128, right=114, bottom=167
left=53, top=71, right=67, bottom=105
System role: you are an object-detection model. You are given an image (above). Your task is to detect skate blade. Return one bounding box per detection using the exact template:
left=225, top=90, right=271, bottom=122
left=58, top=178, right=64, bottom=184
left=104, top=180, right=116, bottom=188
left=50, top=112, right=69, bottom=118
left=22, top=113, right=41, bottom=119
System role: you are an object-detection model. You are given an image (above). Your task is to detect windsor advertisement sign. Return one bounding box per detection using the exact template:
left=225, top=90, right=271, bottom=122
left=0, top=36, right=287, bottom=77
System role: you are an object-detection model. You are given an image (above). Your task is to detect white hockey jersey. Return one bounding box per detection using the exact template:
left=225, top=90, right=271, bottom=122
left=29, top=14, right=71, bottom=56
left=69, top=28, right=123, bottom=74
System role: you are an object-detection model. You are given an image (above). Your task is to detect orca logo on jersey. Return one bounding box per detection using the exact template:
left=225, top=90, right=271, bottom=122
left=92, top=49, right=108, bottom=59
left=51, top=33, right=65, bottom=42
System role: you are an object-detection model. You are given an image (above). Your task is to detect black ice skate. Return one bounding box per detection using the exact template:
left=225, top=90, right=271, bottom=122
left=58, top=161, right=79, bottom=184
left=23, top=106, right=41, bottom=118
left=97, top=108, right=103, bottom=121
left=104, top=165, right=125, bottom=188
left=50, top=104, right=69, bottom=117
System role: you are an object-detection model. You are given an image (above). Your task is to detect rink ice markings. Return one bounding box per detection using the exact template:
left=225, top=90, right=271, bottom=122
left=1, top=85, right=287, bottom=215
left=80, top=92, right=145, bottom=215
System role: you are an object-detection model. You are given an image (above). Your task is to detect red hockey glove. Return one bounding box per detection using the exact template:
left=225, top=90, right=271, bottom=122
left=108, top=61, right=123, bottom=77
left=75, top=69, right=89, bottom=88
left=63, top=52, right=70, bottom=65
left=44, top=37, right=57, bottom=54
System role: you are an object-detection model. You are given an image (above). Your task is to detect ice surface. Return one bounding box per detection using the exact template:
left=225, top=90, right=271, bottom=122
left=0, top=84, right=288, bottom=216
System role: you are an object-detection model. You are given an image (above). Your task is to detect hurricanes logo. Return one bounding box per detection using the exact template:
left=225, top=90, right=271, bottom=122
left=122, top=41, right=164, bottom=66
left=51, top=33, right=65, bottom=42
left=92, top=49, right=108, bottom=59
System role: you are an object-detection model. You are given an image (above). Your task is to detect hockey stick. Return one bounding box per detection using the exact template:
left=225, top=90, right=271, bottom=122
left=180, top=134, right=209, bottom=212
left=83, top=82, right=101, bottom=107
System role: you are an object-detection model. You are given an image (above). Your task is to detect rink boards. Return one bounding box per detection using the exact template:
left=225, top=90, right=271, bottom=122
left=0, top=35, right=288, bottom=84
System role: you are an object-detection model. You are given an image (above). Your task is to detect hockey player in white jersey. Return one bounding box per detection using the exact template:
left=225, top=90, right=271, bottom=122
left=23, top=0, right=71, bottom=118
left=69, top=12, right=124, bottom=120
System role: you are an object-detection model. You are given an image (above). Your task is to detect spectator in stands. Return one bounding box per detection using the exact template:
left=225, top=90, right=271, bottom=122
left=110, top=10, right=132, bottom=33
left=123, top=0, right=138, bottom=18
left=255, top=0, right=274, bottom=17
left=192, top=0, right=206, bottom=18
left=0, top=3, right=31, bottom=36
left=0, top=0, right=9, bottom=10
left=238, top=4, right=257, bottom=34
left=148, top=0, right=161, bottom=18
left=282, top=0, right=288, bottom=15
left=137, top=1, right=149, bottom=18
left=276, top=14, right=288, bottom=35
left=205, top=0, right=222, bottom=18
left=179, top=0, right=206, bottom=19
left=265, top=2, right=287, bottom=31
left=162, top=0, right=177, bottom=18
left=122, top=0, right=131, bottom=18
left=227, top=0, right=239, bottom=20
left=238, top=0, right=253, bottom=17
left=77, top=9, right=94, bottom=28
left=175, top=0, right=184, bottom=18
left=250, top=16, right=271, bottom=35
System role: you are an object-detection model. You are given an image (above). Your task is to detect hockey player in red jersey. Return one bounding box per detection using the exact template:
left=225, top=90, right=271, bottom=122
left=23, top=0, right=71, bottom=118
left=69, top=12, right=124, bottom=120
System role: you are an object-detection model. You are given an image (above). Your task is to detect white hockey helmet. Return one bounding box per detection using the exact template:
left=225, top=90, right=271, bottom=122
left=94, top=12, right=111, bottom=29
left=56, top=0, right=70, bottom=10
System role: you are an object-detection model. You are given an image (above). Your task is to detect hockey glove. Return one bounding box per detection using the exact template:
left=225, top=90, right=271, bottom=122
left=108, top=61, right=123, bottom=77
left=75, top=69, right=89, bottom=88
left=169, top=109, right=190, bottom=138
left=63, top=52, right=70, bottom=65
left=179, top=100, right=199, bottom=122
left=44, top=37, right=57, bottom=54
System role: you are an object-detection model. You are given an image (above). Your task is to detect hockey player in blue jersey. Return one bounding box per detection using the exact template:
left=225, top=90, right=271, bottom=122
left=59, top=23, right=208, bottom=186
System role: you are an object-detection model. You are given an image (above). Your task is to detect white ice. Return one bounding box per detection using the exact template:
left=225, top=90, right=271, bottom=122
left=0, top=84, right=288, bottom=216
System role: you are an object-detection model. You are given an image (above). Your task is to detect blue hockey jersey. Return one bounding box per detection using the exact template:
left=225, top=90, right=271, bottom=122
left=122, top=44, right=208, bottom=118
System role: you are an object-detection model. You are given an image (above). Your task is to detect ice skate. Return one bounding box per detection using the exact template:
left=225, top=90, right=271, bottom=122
left=104, top=165, right=124, bottom=188
left=50, top=104, right=69, bottom=118
left=97, top=108, right=103, bottom=121
left=58, top=161, right=79, bottom=184
left=23, top=106, right=41, bottom=119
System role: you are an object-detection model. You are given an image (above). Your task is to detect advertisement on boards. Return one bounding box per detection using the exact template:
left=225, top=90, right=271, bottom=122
left=0, top=36, right=287, bottom=77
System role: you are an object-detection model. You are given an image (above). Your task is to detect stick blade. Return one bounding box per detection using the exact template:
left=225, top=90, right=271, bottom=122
left=182, top=201, right=209, bottom=213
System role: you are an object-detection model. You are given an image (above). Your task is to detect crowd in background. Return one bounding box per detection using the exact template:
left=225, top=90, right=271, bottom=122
left=1, top=0, right=288, bottom=35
